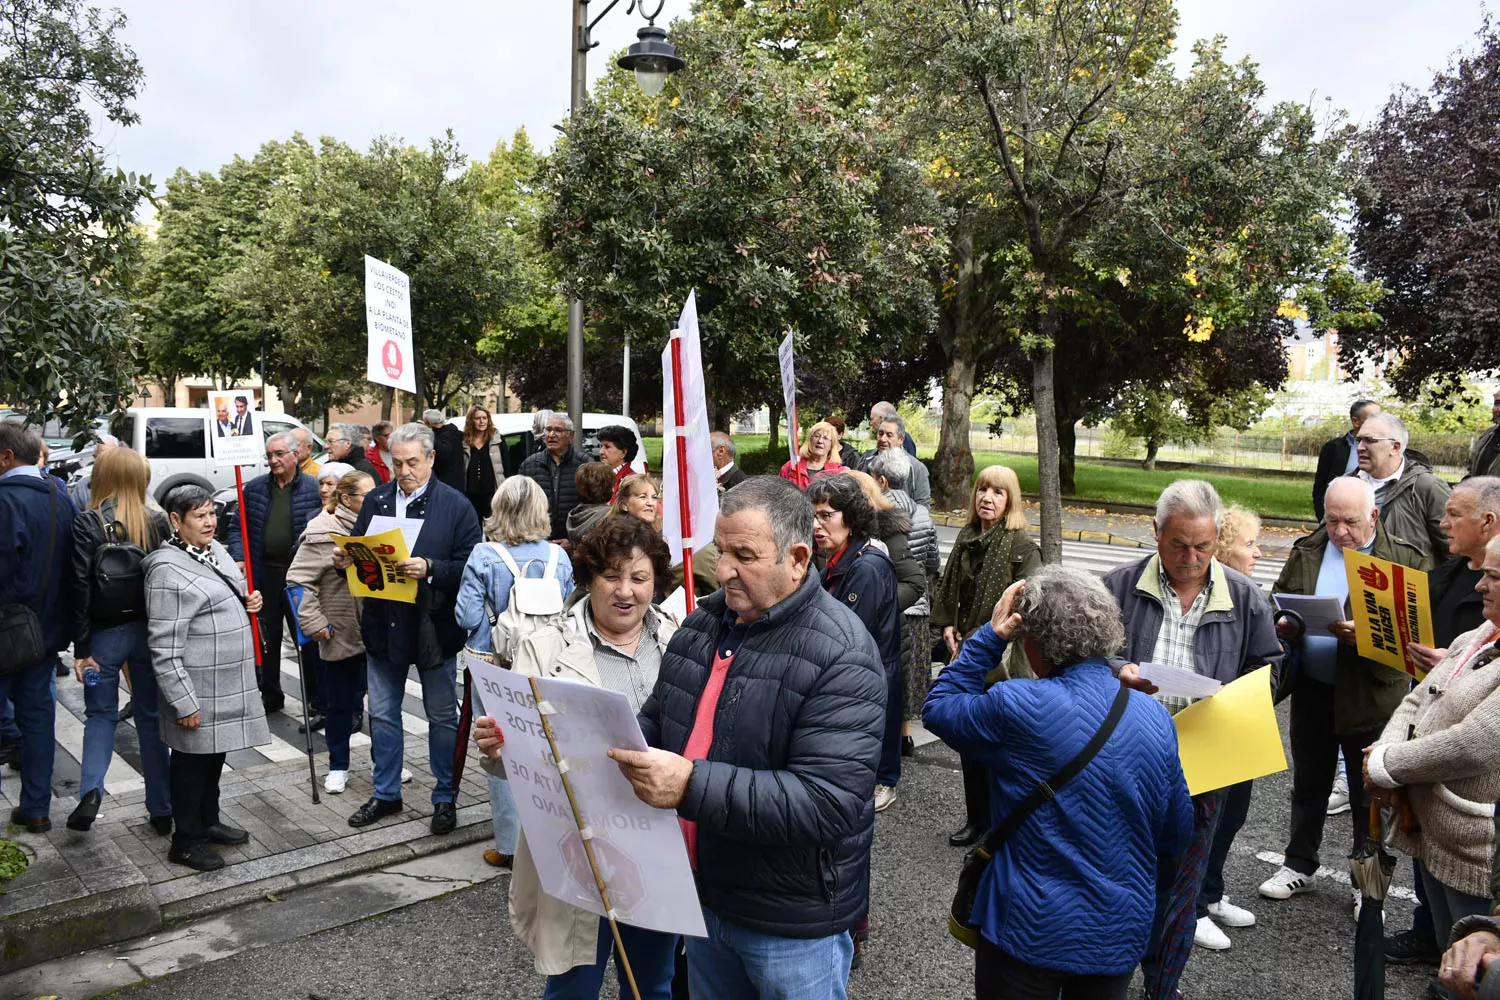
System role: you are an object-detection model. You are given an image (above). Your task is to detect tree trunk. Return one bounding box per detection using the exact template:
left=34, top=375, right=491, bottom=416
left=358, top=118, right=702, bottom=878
left=768, top=400, right=782, bottom=461
left=1058, top=420, right=1077, bottom=497
left=1143, top=440, right=1159, bottom=471
left=380, top=386, right=394, bottom=422
left=1031, top=324, right=1063, bottom=565
left=932, top=214, right=979, bottom=510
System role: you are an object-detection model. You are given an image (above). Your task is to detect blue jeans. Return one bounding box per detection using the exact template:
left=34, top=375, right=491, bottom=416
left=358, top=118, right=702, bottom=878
left=0, top=695, right=20, bottom=741
left=81, top=623, right=171, bottom=818
left=366, top=655, right=457, bottom=804
left=0, top=661, right=57, bottom=818
left=543, top=917, right=677, bottom=1000
left=320, top=653, right=365, bottom=772
left=686, top=906, right=853, bottom=1000
left=488, top=772, right=520, bottom=855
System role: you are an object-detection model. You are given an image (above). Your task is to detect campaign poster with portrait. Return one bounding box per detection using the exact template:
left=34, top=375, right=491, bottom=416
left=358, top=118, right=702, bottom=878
left=210, top=391, right=261, bottom=466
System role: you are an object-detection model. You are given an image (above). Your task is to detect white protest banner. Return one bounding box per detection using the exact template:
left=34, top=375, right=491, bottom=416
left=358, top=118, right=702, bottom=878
left=463, top=652, right=707, bottom=939
left=209, top=390, right=261, bottom=467
left=660, top=291, right=720, bottom=574
left=778, top=330, right=798, bottom=464
left=365, top=255, right=415, bottom=394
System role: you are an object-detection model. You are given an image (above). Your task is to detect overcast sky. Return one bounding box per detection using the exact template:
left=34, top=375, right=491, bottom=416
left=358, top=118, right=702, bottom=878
left=102, top=0, right=1485, bottom=187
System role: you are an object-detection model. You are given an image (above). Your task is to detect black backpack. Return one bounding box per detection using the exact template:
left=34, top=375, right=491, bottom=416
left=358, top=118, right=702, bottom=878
left=90, top=513, right=148, bottom=624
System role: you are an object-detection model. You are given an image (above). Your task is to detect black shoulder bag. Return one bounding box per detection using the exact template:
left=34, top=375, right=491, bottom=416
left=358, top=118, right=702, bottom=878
left=0, top=483, right=59, bottom=675
left=949, top=684, right=1132, bottom=948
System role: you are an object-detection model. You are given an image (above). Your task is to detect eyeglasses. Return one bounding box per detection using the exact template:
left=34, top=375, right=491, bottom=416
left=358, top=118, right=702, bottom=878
left=543, top=426, right=569, bottom=436
left=1354, top=435, right=1396, bottom=445
left=814, top=509, right=842, bottom=524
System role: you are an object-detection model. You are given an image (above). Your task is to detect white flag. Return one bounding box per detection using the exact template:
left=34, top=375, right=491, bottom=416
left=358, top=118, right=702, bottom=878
left=365, top=255, right=416, bottom=393
left=660, top=291, right=721, bottom=570
left=778, top=331, right=798, bottom=464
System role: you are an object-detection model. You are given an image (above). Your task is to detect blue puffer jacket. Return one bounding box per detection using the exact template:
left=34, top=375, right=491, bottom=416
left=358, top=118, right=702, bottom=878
left=638, top=572, right=886, bottom=939
left=226, top=472, right=321, bottom=585
left=351, top=477, right=480, bottom=666
left=923, top=623, right=1193, bottom=975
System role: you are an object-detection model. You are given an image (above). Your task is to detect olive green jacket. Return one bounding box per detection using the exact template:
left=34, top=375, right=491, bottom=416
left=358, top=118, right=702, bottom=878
left=930, top=523, right=1041, bottom=640
left=1272, top=524, right=1431, bottom=734
left=1345, top=451, right=1450, bottom=568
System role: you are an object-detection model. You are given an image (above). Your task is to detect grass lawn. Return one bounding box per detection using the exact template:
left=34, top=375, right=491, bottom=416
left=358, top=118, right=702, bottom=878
left=642, top=436, right=1313, bottom=520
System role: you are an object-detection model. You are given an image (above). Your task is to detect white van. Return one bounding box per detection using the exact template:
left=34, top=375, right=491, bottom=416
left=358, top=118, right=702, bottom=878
left=79, top=406, right=325, bottom=503
left=448, top=412, right=648, bottom=477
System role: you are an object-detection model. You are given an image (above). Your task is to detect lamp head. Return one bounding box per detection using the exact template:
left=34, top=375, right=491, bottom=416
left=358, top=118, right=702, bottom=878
left=618, top=24, right=683, bottom=97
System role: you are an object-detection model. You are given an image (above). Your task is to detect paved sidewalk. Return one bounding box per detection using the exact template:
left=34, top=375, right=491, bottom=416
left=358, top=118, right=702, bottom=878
left=0, top=651, right=496, bottom=974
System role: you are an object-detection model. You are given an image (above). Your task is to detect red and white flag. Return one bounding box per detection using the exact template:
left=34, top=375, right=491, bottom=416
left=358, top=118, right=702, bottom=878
left=660, top=291, right=721, bottom=579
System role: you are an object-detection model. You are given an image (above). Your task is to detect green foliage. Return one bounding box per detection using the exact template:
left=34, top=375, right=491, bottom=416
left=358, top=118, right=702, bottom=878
left=0, top=0, right=150, bottom=439
left=542, top=16, right=944, bottom=424
left=0, top=838, right=26, bottom=888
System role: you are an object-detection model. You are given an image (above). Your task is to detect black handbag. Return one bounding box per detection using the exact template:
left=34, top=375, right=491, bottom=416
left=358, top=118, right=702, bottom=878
left=949, top=684, right=1131, bottom=948
left=0, top=483, right=59, bottom=675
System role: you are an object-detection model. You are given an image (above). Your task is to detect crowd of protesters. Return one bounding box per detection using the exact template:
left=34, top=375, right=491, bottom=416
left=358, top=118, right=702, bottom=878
left=5, top=388, right=1500, bottom=1000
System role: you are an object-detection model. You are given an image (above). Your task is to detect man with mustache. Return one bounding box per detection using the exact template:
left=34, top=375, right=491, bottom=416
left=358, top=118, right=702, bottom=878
left=333, top=423, right=479, bottom=836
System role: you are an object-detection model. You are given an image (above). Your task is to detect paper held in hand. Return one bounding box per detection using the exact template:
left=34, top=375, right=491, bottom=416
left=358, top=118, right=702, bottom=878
left=1342, top=550, right=1435, bottom=680
left=1135, top=662, right=1222, bottom=701
left=332, top=528, right=418, bottom=605
left=1172, top=666, right=1288, bottom=796
left=1271, top=593, right=1347, bottom=639
left=463, top=652, right=707, bottom=938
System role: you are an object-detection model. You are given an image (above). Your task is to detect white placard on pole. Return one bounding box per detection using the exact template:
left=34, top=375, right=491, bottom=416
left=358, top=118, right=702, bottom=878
left=660, top=291, right=720, bottom=569
left=365, top=255, right=415, bottom=394
left=778, top=330, right=798, bottom=464
left=210, top=390, right=262, bottom=467
left=463, top=652, right=707, bottom=938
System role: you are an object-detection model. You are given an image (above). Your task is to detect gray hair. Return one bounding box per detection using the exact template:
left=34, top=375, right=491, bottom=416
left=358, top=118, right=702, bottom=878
left=318, top=462, right=354, bottom=482
left=351, top=423, right=372, bottom=446
left=326, top=422, right=356, bottom=443
left=98, top=433, right=120, bottom=447
left=719, top=476, right=814, bottom=557
left=265, top=430, right=296, bottom=454
left=371, top=421, right=394, bottom=437
left=1155, top=479, right=1222, bottom=530
left=1014, top=565, right=1126, bottom=669
left=1363, top=412, right=1410, bottom=448
left=389, top=422, right=434, bottom=456
left=871, top=401, right=898, bottom=423
left=532, top=409, right=556, bottom=435
left=879, top=413, right=907, bottom=437
left=1325, top=476, right=1376, bottom=516
left=422, top=408, right=445, bottom=426
left=1487, top=535, right=1500, bottom=560
left=0, top=423, right=42, bottom=465
left=542, top=412, right=574, bottom=433
left=866, top=448, right=911, bottom=490
left=484, top=476, right=551, bottom=545
left=710, top=431, right=736, bottom=457
left=1456, top=476, right=1500, bottom=517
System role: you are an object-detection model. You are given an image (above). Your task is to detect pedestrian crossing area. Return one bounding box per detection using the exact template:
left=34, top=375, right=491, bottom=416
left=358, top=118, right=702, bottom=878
left=934, top=533, right=1285, bottom=590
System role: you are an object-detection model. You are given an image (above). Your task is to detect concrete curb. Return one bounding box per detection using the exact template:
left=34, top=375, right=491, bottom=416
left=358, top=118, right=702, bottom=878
left=931, top=499, right=1315, bottom=535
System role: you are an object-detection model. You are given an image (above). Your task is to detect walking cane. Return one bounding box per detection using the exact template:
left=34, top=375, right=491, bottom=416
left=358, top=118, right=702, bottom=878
left=285, top=584, right=321, bottom=804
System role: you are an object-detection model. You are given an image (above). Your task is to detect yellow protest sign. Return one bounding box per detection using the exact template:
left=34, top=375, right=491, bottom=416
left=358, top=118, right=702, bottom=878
left=333, top=528, right=418, bottom=605
left=1172, top=666, right=1287, bottom=796
left=1342, top=550, right=1434, bottom=680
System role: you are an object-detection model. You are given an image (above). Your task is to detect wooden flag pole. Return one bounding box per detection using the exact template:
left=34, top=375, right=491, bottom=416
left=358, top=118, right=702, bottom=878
left=669, top=332, right=697, bottom=613
left=526, top=675, right=642, bottom=1000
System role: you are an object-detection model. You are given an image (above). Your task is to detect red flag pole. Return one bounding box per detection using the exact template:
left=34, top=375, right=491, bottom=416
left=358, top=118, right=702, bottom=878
left=670, top=334, right=696, bottom=614
left=233, top=465, right=264, bottom=667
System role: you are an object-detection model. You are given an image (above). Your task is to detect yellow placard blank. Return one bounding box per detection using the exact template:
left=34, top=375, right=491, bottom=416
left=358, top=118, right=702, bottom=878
left=332, top=528, right=418, bottom=604
left=1172, top=666, right=1287, bottom=796
left=1342, top=550, right=1434, bottom=681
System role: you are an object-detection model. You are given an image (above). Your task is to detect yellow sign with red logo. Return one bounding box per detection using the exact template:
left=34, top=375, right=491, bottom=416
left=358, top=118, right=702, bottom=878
left=1343, top=551, right=1433, bottom=680
left=333, top=528, right=418, bottom=605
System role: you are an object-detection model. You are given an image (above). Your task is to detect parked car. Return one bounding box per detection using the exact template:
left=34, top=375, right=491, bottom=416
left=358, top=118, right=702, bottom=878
left=70, top=406, right=324, bottom=505
left=0, top=408, right=98, bottom=479
left=446, top=412, right=648, bottom=477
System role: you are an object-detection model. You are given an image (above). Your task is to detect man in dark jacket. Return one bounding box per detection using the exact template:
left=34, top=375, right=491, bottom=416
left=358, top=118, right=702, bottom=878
left=1353, top=412, right=1452, bottom=566
left=423, top=409, right=465, bottom=492
left=1100, top=480, right=1283, bottom=1000
left=1258, top=477, right=1430, bottom=908
left=519, top=412, right=586, bottom=545
left=335, top=423, right=479, bottom=836
left=0, top=424, right=76, bottom=831
left=609, top=478, right=885, bottom=999
left=1467, top=388, right=1500, bottom=479
left=862, top=415, right=931, bottom=510
left=1314, top=399, right=1379, bottom=520
left=326, top=423, right=377, bottom=479
left=227, top=432, right=321, bottom=712
left=710, top=432, right=747, bottom=492
left=869, top=401, right=917, bottom=457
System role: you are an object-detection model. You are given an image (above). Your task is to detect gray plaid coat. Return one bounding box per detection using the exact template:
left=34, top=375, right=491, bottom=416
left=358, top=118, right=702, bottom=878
left=143, top=541, right=271, bottom=755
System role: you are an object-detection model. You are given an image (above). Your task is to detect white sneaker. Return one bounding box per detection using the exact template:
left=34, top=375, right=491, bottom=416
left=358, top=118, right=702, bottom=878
left=1328, top=773, right=1351, bottom=815
left=1258, top=866, right=1316, bottom=900
left=873, top=785, right=898, bottom=813
left=324, top=769, right=348, bottom=794
left=1194, top=916, right=1231, bottom=951
left=1207, top=896, right=1256, bottom=928
left=400, top=768, right=413, bottom=784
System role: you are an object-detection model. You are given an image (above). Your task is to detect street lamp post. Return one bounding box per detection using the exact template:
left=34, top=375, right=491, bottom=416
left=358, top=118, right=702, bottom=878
left=567, top=0, right=683, bottom=433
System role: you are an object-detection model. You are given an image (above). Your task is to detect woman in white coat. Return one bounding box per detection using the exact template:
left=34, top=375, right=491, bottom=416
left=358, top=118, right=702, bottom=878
left=472, top=515, right=678, bottom=1000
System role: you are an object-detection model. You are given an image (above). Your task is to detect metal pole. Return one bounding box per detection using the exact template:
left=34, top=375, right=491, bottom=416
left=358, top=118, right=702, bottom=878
left=622, top=330, right=631, bottom=416
left=566, top=0, right=588, bottom=435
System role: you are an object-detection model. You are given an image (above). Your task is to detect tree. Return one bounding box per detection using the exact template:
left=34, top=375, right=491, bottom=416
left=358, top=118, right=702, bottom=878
left=1350, top=19, right=1500, bottom=397
left=0, top=0, right=150, bottom=438
left=541, top=16, right=944, bottom=430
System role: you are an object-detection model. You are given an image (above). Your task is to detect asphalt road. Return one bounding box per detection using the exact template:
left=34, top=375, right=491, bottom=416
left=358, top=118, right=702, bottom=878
left=94, top=713, right=1437, bottom=1000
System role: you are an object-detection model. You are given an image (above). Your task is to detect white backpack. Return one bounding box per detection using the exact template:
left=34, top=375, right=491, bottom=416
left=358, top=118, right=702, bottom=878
left=485, top=544, right=566, bottom=663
